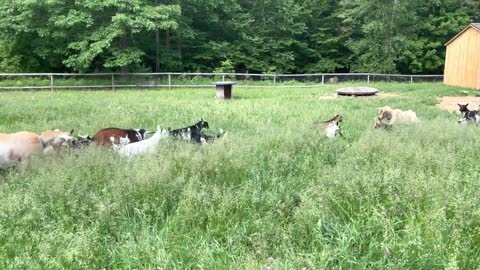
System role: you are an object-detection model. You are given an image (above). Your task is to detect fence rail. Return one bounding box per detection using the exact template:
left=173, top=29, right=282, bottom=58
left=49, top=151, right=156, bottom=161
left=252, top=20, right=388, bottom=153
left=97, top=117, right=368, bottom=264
left=0, top=72, right=444, bottom=91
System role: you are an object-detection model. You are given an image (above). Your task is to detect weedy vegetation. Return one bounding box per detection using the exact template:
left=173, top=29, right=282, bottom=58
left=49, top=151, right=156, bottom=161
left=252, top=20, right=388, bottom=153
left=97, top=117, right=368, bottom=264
left=1, top=83, right=480, bottom=269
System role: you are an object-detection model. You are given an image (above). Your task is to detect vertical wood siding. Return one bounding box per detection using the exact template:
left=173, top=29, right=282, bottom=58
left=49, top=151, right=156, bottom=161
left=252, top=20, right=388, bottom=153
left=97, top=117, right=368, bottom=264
left=444, top=27, right=480, bottom=89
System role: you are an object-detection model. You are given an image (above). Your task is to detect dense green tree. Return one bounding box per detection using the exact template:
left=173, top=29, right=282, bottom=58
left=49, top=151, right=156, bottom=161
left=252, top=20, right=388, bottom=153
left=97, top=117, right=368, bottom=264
left=402, top=0, right=478, bottom=74
left=297, top=0, right=349, bottom=73
left=338, top=0, right=479, bottom=74
left=0, top=0, right=477, bottom=73
left=339, top=0, right=420, bottom=73
left=60, top=0, right=180, bottom=71
left=0, top=0, right=69, bottom=71
left=175, top=0, right=241, bottom=72
left=0, top=41, right=23, bottom=72
left=231, top=0, right=310, bottom=73
left=0, top=0, right=180, bottom=72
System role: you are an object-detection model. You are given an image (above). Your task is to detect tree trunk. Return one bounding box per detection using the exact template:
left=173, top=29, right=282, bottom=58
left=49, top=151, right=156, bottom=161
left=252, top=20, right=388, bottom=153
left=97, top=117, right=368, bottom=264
left=120, top=34, right=129, bottom=73
left=155, top=0, right=160, bottom=72
left=176, top=0, right=182, bottom=64
left=176, top=32, right=182, bottom=63
left=165, top=29, right=171, bottom=49
left=156, top=29, right=160, bottom=72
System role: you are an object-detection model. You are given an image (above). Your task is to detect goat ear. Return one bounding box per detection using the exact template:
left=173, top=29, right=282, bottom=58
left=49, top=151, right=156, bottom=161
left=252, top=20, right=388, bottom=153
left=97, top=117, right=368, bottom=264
left=70, top=129, right=74, bottom=135
left=466, top=103, right=469, bottom=106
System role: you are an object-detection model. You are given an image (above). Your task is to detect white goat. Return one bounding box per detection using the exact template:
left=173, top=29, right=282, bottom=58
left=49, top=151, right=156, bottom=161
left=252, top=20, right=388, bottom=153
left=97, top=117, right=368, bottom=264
left=114, top=127, right=169, bottom=158
left=315, top=114, right=343, bottom=138
left=374, top=106, right=419, bottom=129
left=325, top=123, right=341, bottom=138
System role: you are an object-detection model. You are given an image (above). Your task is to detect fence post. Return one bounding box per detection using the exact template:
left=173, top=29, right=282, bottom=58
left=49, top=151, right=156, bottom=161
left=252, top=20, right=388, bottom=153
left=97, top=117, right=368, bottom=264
left=273, top=75, right=276, bottom=86
left=367, top=74, right=370, bottom=84
left=111, top=74, right=115, bottom=91
left=168, top=73, right=172, bottom=90
left=50, top=74, right=54, bottom=92
left=321, top=74, right=325, bottom=85
left=410, top=75, right=413, bottom=84
left=222, top=74, right=225, bottom=82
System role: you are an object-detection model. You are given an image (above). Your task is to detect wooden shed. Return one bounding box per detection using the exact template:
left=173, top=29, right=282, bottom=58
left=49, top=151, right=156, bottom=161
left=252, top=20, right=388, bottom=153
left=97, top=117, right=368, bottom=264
left=444, top=23, right=480, bottom=89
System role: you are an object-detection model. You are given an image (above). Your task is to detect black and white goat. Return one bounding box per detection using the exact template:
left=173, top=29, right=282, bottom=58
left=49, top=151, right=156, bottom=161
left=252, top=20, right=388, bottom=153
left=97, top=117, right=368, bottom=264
left=457, top=103, right=480, bottom=125
left=199, top=129, right=228, bottom=145
left=70, top=134, right=93, bottom=149
left=169, top=119, right=209, bottom=143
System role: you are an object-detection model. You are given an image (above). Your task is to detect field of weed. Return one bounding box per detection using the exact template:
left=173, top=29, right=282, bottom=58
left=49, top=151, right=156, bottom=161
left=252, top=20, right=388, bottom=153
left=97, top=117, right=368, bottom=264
left=1, top=83, right=480, bottom=269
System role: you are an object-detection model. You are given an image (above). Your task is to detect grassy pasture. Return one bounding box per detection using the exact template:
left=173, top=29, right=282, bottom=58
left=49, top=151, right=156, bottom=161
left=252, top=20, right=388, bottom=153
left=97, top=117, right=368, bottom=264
left=1, top=83, right=480, bottom=269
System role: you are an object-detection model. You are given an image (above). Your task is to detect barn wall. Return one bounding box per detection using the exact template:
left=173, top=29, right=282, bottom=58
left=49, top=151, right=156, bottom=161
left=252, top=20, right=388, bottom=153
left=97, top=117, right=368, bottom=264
left=444, top=27, right=480, bottom=90
left=478, top=49, right=480, bottom=90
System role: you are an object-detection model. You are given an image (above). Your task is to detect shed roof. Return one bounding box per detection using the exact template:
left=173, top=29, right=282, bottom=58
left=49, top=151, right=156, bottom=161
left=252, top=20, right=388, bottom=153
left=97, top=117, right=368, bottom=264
left=445, top=23, right=480, bottom=46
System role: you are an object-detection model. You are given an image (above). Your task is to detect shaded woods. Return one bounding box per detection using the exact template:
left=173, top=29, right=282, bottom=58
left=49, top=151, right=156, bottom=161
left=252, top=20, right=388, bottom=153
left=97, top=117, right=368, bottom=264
left=0, top=0, right=478, bottom=74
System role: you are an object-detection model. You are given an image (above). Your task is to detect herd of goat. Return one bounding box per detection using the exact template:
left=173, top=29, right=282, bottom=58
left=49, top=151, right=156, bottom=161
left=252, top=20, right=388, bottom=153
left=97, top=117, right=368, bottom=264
left=74, top=118, right=223, bottom=148
left=0, top=119, right=225, bottom=166
left=0, top=103, right=478, bottom=168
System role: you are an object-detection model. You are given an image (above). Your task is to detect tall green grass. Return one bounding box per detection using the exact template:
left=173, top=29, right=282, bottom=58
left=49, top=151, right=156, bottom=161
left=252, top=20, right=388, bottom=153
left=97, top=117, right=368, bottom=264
left=1, top=83, right=479, bottom=269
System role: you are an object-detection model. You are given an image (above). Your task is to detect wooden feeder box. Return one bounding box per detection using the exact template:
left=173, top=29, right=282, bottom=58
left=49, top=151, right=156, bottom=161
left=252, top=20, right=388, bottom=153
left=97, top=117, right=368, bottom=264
left=213, top=81, right=236, bottom=99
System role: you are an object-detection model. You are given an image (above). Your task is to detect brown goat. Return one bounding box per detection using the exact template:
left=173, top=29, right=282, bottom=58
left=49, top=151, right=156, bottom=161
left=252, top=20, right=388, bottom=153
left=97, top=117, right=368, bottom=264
left=92, top=128, right=151, bottom=146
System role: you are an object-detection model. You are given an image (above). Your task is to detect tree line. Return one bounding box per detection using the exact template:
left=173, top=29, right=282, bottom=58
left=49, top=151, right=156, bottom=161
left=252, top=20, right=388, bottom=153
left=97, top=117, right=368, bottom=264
left=0, top=0, right=478, bottom=74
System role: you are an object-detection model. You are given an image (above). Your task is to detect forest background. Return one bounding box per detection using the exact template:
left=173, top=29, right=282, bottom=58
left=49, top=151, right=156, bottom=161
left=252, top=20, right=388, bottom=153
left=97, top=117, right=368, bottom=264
left=0, top=0, right=478, bottom=74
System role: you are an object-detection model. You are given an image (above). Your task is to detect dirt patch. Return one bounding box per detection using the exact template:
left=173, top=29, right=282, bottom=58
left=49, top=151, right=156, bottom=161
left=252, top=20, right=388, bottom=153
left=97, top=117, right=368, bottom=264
left=318, top=94, right=337, bottom=100
left=317, top=92, right=399, bottom=100
left=437, top=96, right=480, bottom=113
left=378, top=92, right=400, bottom=98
